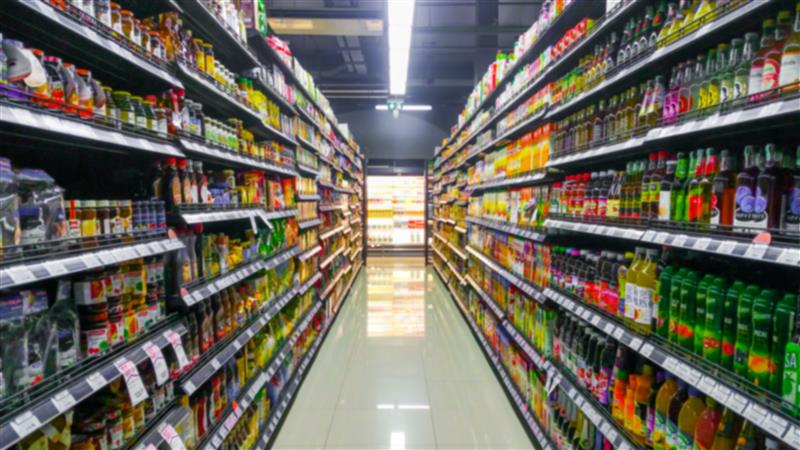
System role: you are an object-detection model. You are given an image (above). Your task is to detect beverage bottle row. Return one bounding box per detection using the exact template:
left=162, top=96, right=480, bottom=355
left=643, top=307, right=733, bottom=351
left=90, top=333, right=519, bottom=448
left=550, top=143, right=800, bottom=232
left=551, top=4, right=800, bottom=159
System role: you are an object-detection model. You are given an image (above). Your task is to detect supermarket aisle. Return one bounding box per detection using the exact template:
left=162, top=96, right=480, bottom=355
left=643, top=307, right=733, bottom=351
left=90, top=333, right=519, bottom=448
left=273, top=257, right=533, bottom=449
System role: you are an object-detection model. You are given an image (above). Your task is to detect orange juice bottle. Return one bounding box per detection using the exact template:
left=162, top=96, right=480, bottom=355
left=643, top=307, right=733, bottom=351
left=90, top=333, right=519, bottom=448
left=653, top=374, right=679, bottom=450
left=634, top=364, right=656, bottom=444
left=676, top=387, right=705, bottom=449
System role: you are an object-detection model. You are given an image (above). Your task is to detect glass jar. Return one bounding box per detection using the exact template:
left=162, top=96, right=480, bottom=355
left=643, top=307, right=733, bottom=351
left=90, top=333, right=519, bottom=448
left=113, top=91, right=134, bottom=126
left=130, top=95, right=146, bottom=129
left=149, top=31, right=163, bottom=60
left=142, top=98, right=156, bottom=131
left=120, top=200, right=133, bottom=233
left=97, top=200, right=111, bottom=235
left=110, top=3, right=122, bottom=34
left=146, top=95, right=166, bottom=136
left=132, top=18, right=143, bottom=47
left=120, top=10, right=134, bottom=41
left=95, top=0, right=111, bottom=28
left=80, top=199, right=97, bottom=237
left=141, top=24, right=151, bottom=54
left=103, top=86, right=118, bottom=125
left=191, top=102, right=204, bottom=137
left=108, top=200, right=120, bottom=235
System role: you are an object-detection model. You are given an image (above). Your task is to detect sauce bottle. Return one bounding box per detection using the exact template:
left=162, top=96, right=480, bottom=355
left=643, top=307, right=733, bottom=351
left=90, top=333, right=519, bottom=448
left=734, top=285, right=760, bottom=377
left=711, top=149, right=736, bottom=227
left=163, top=157, right=182, bottom=209
left=734, top=145, right=760, bottom=230
left=749, top=20, right=776, bottom=102
left=752, top=143, right=782, bottom=229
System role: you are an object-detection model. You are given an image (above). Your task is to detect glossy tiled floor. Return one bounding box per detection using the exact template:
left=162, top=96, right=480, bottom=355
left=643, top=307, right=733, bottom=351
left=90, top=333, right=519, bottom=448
left=273, top=257, right=533, bottom=449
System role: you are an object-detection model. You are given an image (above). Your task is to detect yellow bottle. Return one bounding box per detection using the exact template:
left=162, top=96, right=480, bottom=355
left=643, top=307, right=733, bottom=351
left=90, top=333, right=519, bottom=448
left=653, top=375, right=679, bottom=450
left=675, top=387, right=705, bottom=449
left=625, top=247, right=645, bottom=329
left=635, top=249, right=659, bottom=335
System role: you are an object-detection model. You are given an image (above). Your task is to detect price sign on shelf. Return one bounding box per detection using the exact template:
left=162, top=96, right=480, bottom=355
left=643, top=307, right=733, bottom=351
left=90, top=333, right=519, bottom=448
left=85, top=371, right=107, bottom=392
left=143, top=341, right=169, bottom=386
left=159, top=424, right=188, bottom=450
left=114, top=357, right=149, bottom=406
left=51, top=389, right=77, bottom=413
left=9, top=410, right=42, bottom=439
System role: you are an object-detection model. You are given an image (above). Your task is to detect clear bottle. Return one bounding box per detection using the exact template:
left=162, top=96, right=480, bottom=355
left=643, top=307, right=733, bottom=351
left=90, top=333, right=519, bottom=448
left=719, top=38, right=742, bottom=105
left=761, top=10, right=793, bottom=96
left=779, top=2, right=800, bottom=90
left=735, top=33, right=760, bottom=100
left=748, top=20, right=777, bottom=101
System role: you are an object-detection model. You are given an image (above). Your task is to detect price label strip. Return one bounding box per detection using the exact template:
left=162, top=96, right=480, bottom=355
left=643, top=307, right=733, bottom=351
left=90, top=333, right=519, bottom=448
left=115, top=357, right=149, bottom=406
left=143, top=341, right=170, bottom=386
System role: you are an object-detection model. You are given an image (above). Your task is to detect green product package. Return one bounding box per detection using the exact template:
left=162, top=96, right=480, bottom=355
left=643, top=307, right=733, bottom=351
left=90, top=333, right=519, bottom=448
left=783, top=341, right=800, bottom=415
left=677, top=270, right=698, bottom=351
left=734, top=285, right=759, bottom=377
left=702, top=276, right=726, bottom=365
left=668, top=268, right=687, bottom=344
left=656, top=265, right=675, bottom=339
left=720, top=281, right=744, bottom=371
left=694, top=274, right=714, bottom=355
left=770, top=293, right=797, bottom=395
left=747, top=288, right=776, bottom=388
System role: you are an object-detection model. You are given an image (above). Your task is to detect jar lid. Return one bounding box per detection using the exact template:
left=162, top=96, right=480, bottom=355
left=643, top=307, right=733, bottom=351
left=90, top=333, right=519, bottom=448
left=120, top=10, right=133, bottom=17
left=113, top=90, right=131, bottom=96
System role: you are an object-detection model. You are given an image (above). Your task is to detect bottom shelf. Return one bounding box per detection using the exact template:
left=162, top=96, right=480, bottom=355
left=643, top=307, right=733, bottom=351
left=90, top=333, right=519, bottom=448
left=431, top=264, right=553, bottom=450
left=254, top=263, right=364, bottom=449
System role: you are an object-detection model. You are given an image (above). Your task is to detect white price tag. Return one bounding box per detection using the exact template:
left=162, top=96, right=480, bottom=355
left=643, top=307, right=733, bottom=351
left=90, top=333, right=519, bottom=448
left=590, top=315, right=601, bottom=326
left=164, top=330, right=190, bottom=369
left=672, top=234, right=688, bottom=247
left=115, top=358, right=149, bottom=406
left=612, top=327, right=625, bottom=340
left=628, top=337, right=642, bottom=351
left=711, top=383, right=732, bottom=404
left=663, top=357, right=679, bottom=372
left=642, top=230, right=656, bottom=242
left=159, top=424, right=187, bottom=450
left=784, top=426, right=800, bottom=449
left=6, top=266, right=35, bottom=285
left=698, top=376, right=718, bottom=395
left=9, top=411, right=42, bottom=438
left=726, top=393, right=748, bottom=413
left=97, top=250, right=118, bottom=265
left=51, top=389, right=77, bottom=413
left=78, top=253, right=100, bottom=268
left=776, top=248, right=800, bottom=265
left=603, top=323, right=615, bottom=335
left=744, top=244, right=769, bottom=259
left=143, top=341, right=170, bottom=386
left=653, top=232, right=669, bottom=244
left=742, top=403, right=768, bottom=427
left=43, top=261, right=68, bottom=276
left=693, top=238, right=712, bottom=251
left=716, top=240, right=738, bottom=254
left=86, top=372, right=107, bottom=392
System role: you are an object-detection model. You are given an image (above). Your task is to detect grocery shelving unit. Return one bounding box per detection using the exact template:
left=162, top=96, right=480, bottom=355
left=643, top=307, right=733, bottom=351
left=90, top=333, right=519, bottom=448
left=429, top=0, right=800, bottom=449
left=0, top=1, right=365, bottom=448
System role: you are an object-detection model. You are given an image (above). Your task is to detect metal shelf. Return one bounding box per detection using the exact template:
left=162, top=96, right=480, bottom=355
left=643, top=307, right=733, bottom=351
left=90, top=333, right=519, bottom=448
left=177, top=206, right=297, bottom=225
left=319, top=246, right=346, bottom=269
left=320, top=224, right=347, bottom=240
left=175, top=0, right=259, bottom=71
left=298, top=218, right=322, bottom=230
left=0, top=101, right=184, bottom=158
left=433, top=232, right=467, bottom=260
left=180, top=283, right=298, bottom=395
left=180, top=246, right=299, bottom=307
left=180, top=138, right=298, bottom=175
left=466, top=217, right=546, bottom=242
left=466, top=172, right=548, bottom=193
left=465, top=246, right=545, bottom=303
left=0, top=236, right=183, bottom=290
left=320, top=263, right=352, bottom=299
left=544, top=218, right=800, bottom=267
left=0, top=320, right=188, bottom=449
left=297, top=163, right=321, bottom=178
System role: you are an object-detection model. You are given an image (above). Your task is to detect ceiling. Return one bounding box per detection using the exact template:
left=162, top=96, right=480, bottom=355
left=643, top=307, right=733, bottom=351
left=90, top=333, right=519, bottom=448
left=266, top=0, right=541, bottom=111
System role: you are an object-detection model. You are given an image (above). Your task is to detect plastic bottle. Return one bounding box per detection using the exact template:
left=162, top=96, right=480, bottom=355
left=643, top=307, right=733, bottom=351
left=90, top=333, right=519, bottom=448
left=733, top=285, right=760, bottom=377
left=654, top=374, right=679, bottom=450
left=734, top=145, right=760, bottom=230
left=637, top=249, right=659, bottom=334
left=666, top=381, right=689, bottom=450
left=669, top=268, right=687, bottom=344
left=720, top=281, right=744, bottom=371
left=703, top=277, right=727, bottom=365
left=749, top=20, right=777, bottom=100
left=671, top=153, right=689, bottom=222
left=779, top=2, right=800, bottom=90
left=687, top=149, right=706, bottom=223
left=761, top=10, right=793, bottom=95
left=770, top=293, right=797, bottom=395
left=733, top=420, right=764, bottom=450
left=748, top=288, right=777, bottom=387
left=634, top=364, right=656, bottom=444
left=625, top=248, right=645, bottom=329
left=709, top=408, right=743, bottom=450
left=694, top=274, right=714, bottom=356
left=678, top=270, right=699, bottom=351
left=693, top=397, right=722, bottom=450
left=676, top=387, right=705, bottom=450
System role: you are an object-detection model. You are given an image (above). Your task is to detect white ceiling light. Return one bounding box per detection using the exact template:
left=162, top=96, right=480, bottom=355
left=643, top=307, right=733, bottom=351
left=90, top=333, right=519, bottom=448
left=375, top=104, right=432, bottom=111
left=388, top=0, right=416, bottom=96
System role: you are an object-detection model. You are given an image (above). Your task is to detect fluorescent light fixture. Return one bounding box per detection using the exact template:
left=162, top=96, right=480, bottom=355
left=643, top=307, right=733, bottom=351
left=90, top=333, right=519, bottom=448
left=397, top=404, right=430, bottom=410
left=388, top=0, right=416, bottom=95
left=375, top=104, right=432, bottom=111
left=376, top=404, right=396, bottom=410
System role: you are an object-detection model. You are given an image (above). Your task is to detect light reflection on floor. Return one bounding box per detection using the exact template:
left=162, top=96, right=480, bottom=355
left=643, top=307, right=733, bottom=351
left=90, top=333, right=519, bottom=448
left=366, top=257, right=426, bottom=338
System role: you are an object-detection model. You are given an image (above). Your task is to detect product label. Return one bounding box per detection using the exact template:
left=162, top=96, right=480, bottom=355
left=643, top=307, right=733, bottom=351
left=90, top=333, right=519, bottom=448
left=720, top=79, right=733, bottom=104
left=676, top=429, right=694, bottom=450
left=81, top=327, right=109, bottom=358
left=734, top=184, right=755, bottom=228
left=779, top=52, right=800, bottom=87
left=784, top=186, right=800, bottom=231
left=750, top=184, right=770, bottom=229
left=761, top=59, right=781, bottom=92
left=748, top=67, right=764, bottom=95
left=636, top=287, right=653, bottom=326
left=73, top=279, right=106, bottom=305
left=653, top=411, right=668, bottom=450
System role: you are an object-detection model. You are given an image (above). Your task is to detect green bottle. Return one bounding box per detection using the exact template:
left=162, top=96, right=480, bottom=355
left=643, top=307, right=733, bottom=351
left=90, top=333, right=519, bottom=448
left=783, top=340, right=800, bottom=416
left=721, top=281, right=744, bottom=372
left=694, top=274, right=714, bottom=355
left=734, top=285, right=760, bottom=378
left=671, top=153, right=689, bottom=222
left=669, top=268, right=687, bottom=345
left=703, top=276, right=727, bottom=365
left=656, top=265, right=675, bottom=339
left=770, top=293, right=797, bottom=395
left=678, top=270, right=699, bottom=351
left=748, top=289, right=777, bottom=388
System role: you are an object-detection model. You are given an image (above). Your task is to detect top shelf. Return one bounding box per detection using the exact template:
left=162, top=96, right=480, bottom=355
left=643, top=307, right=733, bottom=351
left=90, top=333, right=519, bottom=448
left=175, top=0, right=260, bottom=72
left=2, top=0, right=183, bottom=91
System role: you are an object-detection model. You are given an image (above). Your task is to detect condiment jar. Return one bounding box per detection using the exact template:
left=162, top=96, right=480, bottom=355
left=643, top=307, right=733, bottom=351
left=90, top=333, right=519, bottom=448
left=113, top=91, right=134, bottom=126
left=110, top=3, right=122, bottom=34
left=95, top=0, right=111, bottom=28
left=132, top=18, right=143, bottom=47
left=120, top=10, right=134, bottom=42
left=150, top=31, right=163, bottom=60
left=130, top=95, right=146, bottom=129
left=80, top=199, right=97, bottom=237
left=103, top=85, right=119, bottom=125
left=142, top=98, right=156, bottom=131
left=141, top=24, right=151, bottom=54
left=97, top=200, right=111, bottom=235
left=119, top=200, right=133, bottom=232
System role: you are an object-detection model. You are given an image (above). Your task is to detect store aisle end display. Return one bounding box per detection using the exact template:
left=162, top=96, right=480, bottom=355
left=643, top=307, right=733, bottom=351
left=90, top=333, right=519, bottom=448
left=367, top=176, right=425, bottom=249
left=431, top=1, right=800, bottom=450
left=0, top=1, right=364, bottom=449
